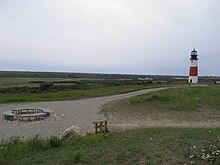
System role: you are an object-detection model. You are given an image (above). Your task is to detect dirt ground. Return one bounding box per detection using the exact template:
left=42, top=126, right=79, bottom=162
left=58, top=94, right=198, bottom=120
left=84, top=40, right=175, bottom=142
left=0, top=88, right=168, bottom=141
left=104, top=103, right=220, bottom=131
left=1, top=87, right=219, bottom=141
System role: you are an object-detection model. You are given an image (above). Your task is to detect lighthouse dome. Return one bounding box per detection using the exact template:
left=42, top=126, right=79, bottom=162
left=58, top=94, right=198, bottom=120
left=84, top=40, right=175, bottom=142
left=190, top=49, right=198, bottom=60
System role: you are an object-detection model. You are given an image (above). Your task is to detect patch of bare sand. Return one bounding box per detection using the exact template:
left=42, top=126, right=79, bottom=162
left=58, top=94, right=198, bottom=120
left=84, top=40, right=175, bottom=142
left=106, top=108, right=220, bottom=131
left=109, top=120, right=220, bottom=131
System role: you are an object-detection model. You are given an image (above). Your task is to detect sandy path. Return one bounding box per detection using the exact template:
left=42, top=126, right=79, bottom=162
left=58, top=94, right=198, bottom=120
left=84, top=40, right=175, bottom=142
left=0, top=88, right=166, bottom=141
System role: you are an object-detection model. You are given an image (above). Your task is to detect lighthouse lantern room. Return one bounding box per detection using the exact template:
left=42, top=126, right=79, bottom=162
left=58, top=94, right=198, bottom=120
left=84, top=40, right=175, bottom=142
left=189, top=49, right=198, bottom=84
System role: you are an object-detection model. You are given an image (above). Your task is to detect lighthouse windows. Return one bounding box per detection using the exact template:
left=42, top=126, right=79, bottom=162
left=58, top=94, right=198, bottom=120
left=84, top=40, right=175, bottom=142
left=191, top=60, right=193, bottom=63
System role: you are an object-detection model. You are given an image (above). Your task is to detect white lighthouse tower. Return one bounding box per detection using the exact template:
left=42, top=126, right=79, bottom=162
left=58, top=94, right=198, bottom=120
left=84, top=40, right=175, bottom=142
left=189, top=49, right=198, bottom=84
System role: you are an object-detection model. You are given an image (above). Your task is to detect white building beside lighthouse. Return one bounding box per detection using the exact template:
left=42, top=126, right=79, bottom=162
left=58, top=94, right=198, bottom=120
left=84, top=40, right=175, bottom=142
left=189, top=49, right=199, bottom=84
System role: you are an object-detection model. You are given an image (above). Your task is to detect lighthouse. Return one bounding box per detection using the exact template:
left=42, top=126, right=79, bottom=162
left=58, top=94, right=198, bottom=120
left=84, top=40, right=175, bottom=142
left=189, top=49, right=198, bottom=84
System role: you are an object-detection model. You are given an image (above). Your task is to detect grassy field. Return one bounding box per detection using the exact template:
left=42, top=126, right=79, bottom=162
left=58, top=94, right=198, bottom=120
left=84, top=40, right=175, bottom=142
left=0, top=71, right=189, bottom=104
left=0, top=76, right=171, bottom=104
left=0, top=72, right=219, bottom=164
left=0, top=86, right=219, bottom=164
left=101, top=86, right=220, bottom=124
left=0, top=128, right=219, bottom=165
left=0, top=85, right=166, bottom=104
left=128, top=86, right=220, bottom=111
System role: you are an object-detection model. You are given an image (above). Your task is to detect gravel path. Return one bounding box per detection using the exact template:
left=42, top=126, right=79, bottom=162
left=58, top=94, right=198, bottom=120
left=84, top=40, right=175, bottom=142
left=0, top=88, right=167, bottom=141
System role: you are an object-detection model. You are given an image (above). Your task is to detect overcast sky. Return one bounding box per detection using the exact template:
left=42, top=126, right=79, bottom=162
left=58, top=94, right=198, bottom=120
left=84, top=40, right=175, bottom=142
left=0, top=0, right=220, bottom=76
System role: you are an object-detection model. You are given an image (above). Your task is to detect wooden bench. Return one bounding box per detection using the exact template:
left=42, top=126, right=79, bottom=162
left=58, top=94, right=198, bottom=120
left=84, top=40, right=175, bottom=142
left=12, top=107, right=43, bottom=114
left=4, top=107, right=52, bottom=121
left=4, top=111, right=17, bottom=121
left=39, top=108, right=51, bottom=117
left=92, top=120, right=108, bottom=133
left=18, top=113, right=47, bottom=121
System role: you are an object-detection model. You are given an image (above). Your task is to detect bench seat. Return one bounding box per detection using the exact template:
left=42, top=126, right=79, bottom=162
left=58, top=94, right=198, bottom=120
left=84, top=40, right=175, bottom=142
left=18, top=113, right=47, bottom=121
left=4, top=111, right=17, bottom=121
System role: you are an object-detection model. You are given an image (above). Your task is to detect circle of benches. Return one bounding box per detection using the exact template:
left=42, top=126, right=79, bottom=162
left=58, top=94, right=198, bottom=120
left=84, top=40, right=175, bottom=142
left=3, top=107, right=52, bottom=121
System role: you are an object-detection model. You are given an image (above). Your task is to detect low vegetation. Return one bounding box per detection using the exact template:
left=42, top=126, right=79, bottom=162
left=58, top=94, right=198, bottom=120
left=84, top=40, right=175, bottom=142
left=0, top=128, right=219, bottom=165
left=0, top=72, right=219, bottom=164
left=128, top=86, right=220, bottom=111
left=101, top=86, right=220, bottom=123
left=0, top=85, right=166, bottom=104
left=0, top=76, right=173, bottom=104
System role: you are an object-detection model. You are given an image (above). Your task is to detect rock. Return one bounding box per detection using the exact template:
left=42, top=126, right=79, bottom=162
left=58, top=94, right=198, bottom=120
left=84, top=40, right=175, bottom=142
left=59, top=125, right=86, bottom=140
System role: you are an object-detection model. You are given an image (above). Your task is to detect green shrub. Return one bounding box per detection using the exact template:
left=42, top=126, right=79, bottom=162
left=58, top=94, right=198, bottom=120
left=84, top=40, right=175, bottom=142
left=49, top=136, right=62, bottom=148
left=130, top=94, right=158, bottom=105
left=66, top=152, right=81, bottom=164
left=39, top=83, right=53, bottom=91
left=27, top=135, right=47, bottom=151
left=0, top=137, right=26, bottom=157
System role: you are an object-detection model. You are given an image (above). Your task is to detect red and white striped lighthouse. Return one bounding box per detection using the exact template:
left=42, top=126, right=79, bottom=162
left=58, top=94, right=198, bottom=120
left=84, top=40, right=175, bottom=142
left=189, top=49, right=198, bottom=84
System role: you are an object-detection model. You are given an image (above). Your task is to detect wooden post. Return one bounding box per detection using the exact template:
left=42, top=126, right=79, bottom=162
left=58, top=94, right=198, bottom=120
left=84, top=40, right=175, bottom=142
left=93, top=120, right=108, bottom=133
left=95, top=123, right=98, bottom=133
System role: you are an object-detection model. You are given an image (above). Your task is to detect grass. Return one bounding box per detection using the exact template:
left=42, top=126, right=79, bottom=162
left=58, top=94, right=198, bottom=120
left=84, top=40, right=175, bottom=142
left=0, top=128, right=219, bottom=165
left=0, top=78, right=69, bottom=88
left=101, top=86, right=220, bottom=123
left=0, top=77, right=170, bottom=104
left=0, top=76, right=219, bottom=164
left=0, top=84, right=167, bottom=104
left=0, top=77, right=146, bottom=89
left=128, top=86, right=220, bottom=111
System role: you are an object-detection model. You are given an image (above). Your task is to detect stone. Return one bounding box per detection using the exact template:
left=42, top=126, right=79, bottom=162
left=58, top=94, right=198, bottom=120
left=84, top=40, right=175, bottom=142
left=59, top=125, right=86, bottom=140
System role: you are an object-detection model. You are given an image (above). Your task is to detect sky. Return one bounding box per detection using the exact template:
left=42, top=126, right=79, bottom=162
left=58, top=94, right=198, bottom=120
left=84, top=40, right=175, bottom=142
left=0, top=0, right=220, bottom=76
